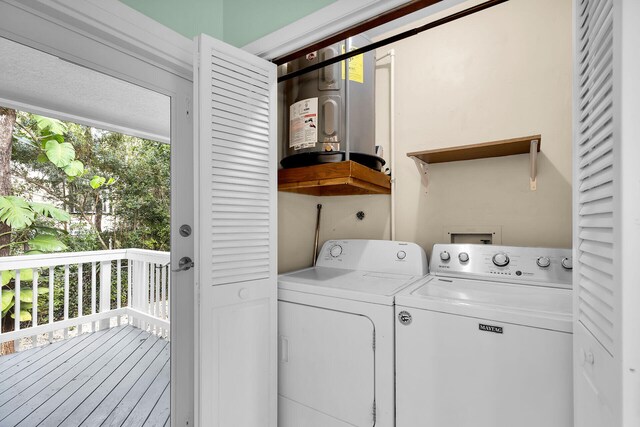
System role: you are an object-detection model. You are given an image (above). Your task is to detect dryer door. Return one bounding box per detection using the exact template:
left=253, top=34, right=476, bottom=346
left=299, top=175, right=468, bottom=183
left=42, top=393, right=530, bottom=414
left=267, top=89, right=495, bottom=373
left=278, top=301, right=375, bottom=427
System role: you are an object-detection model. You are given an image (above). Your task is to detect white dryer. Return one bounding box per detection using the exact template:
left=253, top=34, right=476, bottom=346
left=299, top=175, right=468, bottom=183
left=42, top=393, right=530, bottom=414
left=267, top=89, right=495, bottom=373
left=395, top=244, right=573, bottom=427
left=278, top=239, right=428, bottom=427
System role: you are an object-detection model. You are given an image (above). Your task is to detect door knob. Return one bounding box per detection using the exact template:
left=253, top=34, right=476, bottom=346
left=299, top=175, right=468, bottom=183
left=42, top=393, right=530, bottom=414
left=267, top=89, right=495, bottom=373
left=172, top=257, right=194, bottom=272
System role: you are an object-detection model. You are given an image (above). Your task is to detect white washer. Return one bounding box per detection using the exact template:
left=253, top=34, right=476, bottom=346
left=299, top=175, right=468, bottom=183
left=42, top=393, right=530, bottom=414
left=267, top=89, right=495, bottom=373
left=395, top=244, right=573, bottom=427
left=278, top=239, right=428, bottom=427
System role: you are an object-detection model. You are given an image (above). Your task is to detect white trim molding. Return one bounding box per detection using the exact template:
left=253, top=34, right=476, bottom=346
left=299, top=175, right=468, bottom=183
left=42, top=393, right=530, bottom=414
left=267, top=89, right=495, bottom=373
left=242, top=0, right=467, bottom=60
left=242, top=0, right=409, bottom=59
left=3, top=0, right=193, bottom=80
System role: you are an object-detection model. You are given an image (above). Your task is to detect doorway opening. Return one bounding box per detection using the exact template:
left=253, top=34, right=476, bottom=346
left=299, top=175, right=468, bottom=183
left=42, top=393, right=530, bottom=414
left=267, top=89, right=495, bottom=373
left=0, top=36, right=172, bottom=427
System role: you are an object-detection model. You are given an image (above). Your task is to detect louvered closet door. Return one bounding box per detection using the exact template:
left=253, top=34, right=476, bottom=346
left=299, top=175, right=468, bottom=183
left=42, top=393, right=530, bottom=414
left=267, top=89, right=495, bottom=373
left=573, top=0, right=619, bottom=425
left=194, top=35, right=277, bottom=427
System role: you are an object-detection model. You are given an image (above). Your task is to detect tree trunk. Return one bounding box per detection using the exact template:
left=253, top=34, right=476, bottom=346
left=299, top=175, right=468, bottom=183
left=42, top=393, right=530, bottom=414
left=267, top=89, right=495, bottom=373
left=0, top=107, right=16, bottom=355
left=95, top=196, right=103, bottom=233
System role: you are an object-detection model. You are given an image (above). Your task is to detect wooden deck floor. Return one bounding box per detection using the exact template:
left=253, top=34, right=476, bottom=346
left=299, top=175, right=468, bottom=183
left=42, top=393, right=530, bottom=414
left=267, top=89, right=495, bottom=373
left=0, top=324, right=170, bottom=427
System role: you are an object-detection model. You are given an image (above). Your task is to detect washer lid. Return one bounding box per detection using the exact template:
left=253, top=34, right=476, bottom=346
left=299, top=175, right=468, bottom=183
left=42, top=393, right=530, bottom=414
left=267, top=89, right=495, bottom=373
left=396, top=276, right=573, bottom=332
left=278, top=267, right=421, bottom=305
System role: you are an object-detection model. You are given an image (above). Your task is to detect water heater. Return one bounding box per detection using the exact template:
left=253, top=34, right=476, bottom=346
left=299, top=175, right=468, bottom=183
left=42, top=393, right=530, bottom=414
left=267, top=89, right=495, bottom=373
left=280, top=35, right=383, bottom=170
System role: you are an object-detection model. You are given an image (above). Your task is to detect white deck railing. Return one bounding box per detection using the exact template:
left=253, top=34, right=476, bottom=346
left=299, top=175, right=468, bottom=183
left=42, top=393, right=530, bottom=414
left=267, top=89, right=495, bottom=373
left=0, top=249, right=170, bottom=350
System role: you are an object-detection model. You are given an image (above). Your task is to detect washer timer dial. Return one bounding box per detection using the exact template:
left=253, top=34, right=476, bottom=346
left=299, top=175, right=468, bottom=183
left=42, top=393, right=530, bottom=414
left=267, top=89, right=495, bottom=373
left=492, top=253, right=510, bottom=267
left=329, top=245, right=343, bottom=258
left=536, top=256, right=551, bottom=268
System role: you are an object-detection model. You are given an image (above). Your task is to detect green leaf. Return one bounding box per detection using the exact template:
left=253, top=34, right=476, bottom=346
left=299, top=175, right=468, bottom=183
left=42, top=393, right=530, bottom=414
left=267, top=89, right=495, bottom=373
left=24, top=250, right=45, bottom=255
left=15, top=268, right=34, bottom=282
left=28, top=234, right=67, bottom=252
left=33, top=115, right=67, bottom=135
left=0, top=196, right=35, bottom=230
left=106, top=177, right=116, bottom=185
left=30, top=202, right=70, bottom=222
left=1, top=290, right=14, bottom=312
left=2, top=301, right=14, bottom=317
left=90, top=175, right=107, bottom=189
left=44, top=140, right=75, bottom=168
left=1, top=271, right=11, bottom=286
left=36, top=153, right=49, bottom=163
left=19, top=289, right=34, bottom=303
left=18, top=288, right=45, bottom=303
left=33, top=226, right=66, bottom=236
left=10, top=310, right=32, bottom=321
left=41, top=133, right=65, bottom=143
left=63, top=160, right=84, bottom=177
left=1, top=269, right=35, bottom=284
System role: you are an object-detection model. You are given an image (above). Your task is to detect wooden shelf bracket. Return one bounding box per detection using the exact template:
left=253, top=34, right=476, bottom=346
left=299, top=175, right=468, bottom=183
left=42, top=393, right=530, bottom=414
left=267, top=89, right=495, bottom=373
left=412, top=156, right=430, bottom=193
left=529, top=138, right=539, bottom=191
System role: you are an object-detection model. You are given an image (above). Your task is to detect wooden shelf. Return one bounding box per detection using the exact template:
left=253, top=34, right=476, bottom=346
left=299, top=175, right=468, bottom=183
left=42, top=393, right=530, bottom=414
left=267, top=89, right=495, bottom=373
left=278, top=161, right=391, bottom=196
left=407, top=134, right=541, bottom=164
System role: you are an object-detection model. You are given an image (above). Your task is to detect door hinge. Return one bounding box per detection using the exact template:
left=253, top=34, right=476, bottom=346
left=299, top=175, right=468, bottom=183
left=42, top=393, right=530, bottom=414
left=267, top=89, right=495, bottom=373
left=372, top=400, right=377, bottom=423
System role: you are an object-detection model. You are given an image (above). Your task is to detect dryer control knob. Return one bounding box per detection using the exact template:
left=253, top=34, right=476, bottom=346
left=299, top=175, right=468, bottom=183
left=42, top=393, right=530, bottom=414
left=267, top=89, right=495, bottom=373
left=398, top=311, right=412, bottom=325
left=536, top=256, right=551, bottom=268
left=397, top=250, right=407, bottom=260
left=440, top=251, right=451, bottom=261
left=329, top=245, right=343, bottom=258
left=458, top=252, right=469, bottom=263
left=561, top=257, right=573, bottom=270
left=492, top=253, right=510, bottom=267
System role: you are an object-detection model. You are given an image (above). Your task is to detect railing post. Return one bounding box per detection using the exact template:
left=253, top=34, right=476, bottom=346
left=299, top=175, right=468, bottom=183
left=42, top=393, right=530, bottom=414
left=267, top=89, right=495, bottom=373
left=129, top=259, right=149, bottom=329
left=99, top=261, right=112, bottom=330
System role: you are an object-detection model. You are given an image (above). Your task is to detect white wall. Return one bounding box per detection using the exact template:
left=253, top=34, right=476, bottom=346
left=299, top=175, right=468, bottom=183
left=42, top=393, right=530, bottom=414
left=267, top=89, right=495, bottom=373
left=278, top=0, right=572, bottom=273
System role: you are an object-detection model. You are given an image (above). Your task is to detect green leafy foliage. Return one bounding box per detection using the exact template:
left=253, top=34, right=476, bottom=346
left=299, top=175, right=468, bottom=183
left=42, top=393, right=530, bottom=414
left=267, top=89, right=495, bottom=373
left=33, top=225, right=67, bottom=236
left=1, top=290, right=13, bottom=313
left=19, top=287, right=48, bottom=303
left=44, top=140, right=75, bottom=167
left=29, top=202, right=70, bottom=222
left=28, top=234, right=67, bottom=252
left=89, top=175, right=106, bottom=189
left=63, top=160, right=84, bottom=177
left=0, top=196, right=35, bottom=230
left=33, top=115, right=67, bottom=135
left=10, top=310, right=32, bottom=321
left=3, top=111, right=169, bottom=328
left=1, top=271, right=11, bottom=286
left=14, top=268, right=34, bottom=282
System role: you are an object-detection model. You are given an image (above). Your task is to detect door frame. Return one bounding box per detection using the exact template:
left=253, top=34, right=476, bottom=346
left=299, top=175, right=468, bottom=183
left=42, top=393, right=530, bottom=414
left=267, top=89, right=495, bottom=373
left=0, top=1, right=195, bottom=425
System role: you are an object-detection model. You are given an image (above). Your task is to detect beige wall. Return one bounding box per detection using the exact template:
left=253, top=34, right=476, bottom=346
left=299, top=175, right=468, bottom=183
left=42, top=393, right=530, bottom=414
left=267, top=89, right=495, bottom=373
left=278, top=0, right=572, bottom=273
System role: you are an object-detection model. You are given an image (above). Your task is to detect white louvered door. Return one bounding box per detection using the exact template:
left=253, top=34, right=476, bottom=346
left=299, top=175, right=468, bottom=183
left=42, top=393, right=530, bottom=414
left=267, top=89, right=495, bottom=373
left=194, top=35, right=277, bottom=427
left=573, top=0, right=640, bottom=426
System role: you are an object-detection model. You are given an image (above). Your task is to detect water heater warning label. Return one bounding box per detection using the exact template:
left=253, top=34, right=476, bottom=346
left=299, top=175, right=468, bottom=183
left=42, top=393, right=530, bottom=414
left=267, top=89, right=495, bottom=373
left=289, top=97, right=318, bottom=150
left=341, top=45, right=364, bottom=84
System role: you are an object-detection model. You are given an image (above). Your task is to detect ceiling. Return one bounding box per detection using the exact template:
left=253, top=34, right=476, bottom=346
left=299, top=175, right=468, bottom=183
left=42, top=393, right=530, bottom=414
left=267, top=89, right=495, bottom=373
left=0, top=37, right=170, bottom=143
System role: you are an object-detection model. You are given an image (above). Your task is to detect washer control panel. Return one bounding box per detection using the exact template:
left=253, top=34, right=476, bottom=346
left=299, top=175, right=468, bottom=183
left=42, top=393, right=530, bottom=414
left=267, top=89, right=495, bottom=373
left=430, top=244, right=573, bottom=288
left=318, top=240, right=428, bottom=276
